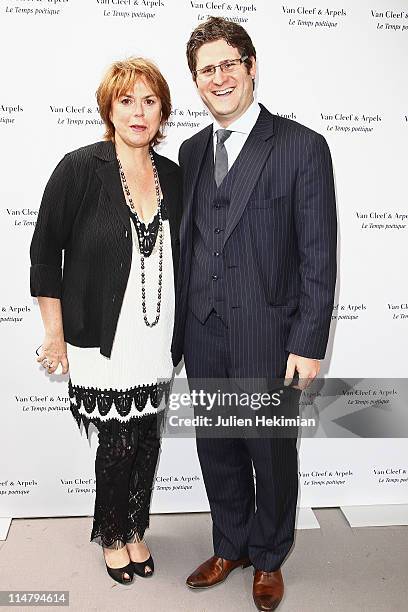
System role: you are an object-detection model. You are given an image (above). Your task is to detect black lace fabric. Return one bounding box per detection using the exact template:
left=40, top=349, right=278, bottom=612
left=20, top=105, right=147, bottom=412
left=90, top=411, right=165, bottom=549
left=129, top=198, right=169, bottom=257
left=69, top=379, right=170, bottom=424
left=68, top=380, right=169, bottom=549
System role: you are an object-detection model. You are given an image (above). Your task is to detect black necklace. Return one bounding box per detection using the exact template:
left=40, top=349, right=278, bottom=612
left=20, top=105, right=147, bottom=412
left=130, top=212, right=160, bottom=257
left=117, top=149, right=163, bottom=328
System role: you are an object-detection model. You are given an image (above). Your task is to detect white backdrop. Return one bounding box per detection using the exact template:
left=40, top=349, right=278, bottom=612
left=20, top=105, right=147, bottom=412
left=0, top=0, right=407, bottom=519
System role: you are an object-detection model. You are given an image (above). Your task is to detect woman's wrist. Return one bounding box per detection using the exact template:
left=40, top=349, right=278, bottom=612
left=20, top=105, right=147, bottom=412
left=43, top=330, right=65, bottom=343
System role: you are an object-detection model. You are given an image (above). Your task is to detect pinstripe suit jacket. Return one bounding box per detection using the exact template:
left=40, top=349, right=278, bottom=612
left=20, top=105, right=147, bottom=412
left=172, top=104, right=337, bottom=377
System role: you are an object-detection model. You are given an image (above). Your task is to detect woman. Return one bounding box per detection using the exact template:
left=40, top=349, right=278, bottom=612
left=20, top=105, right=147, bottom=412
left=30, top=58, right=182, bottom=584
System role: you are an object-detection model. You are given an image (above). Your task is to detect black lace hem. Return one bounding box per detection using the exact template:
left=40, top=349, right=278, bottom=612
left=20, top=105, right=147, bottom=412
left=68, top=379, right=170, bottom=416
left=68, top=379, right=170, bottom=438
left=69, top=403, right=163, bottom=440
left=90, top=524, right=149, bottom=550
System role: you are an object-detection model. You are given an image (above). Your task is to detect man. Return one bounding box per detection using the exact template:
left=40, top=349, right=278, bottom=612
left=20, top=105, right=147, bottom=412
left=171, top=16, right=337, bottom=611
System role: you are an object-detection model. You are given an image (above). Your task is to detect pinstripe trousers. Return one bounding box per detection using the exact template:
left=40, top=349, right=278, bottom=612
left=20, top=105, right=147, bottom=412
left=184, top=308, right=299, bottom=572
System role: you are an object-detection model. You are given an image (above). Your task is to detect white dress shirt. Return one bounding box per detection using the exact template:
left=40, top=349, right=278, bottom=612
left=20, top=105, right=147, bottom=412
left=213, top=99, right=261, bottom=170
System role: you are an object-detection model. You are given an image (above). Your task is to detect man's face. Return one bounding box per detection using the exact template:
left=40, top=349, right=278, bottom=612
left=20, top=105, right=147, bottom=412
left=194, top=39, right=256, bottom=127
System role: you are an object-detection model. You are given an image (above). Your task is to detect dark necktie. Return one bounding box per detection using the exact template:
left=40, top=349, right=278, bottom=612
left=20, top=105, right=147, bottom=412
left=214, top=129, right=232, bottom=187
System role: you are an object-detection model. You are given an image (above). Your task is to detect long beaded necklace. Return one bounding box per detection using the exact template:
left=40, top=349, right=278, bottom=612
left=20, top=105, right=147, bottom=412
left=117, top=149, right=163, bottom=328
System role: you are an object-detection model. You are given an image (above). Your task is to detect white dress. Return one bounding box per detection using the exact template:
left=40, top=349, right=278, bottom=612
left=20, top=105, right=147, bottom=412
left=68, top=205, right=174, bottom=437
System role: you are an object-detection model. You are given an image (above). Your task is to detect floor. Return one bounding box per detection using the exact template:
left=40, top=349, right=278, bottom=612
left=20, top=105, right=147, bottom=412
left=1, top=509, right=407, bottom=611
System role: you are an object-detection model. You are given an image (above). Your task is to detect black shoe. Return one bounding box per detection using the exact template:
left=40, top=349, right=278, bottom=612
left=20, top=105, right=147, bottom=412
left=132, top=554, right=154, bottom=578
left=105, top=561, right=134, bottom=584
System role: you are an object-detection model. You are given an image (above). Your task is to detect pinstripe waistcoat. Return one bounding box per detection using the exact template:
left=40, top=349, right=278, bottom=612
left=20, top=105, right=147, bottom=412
left=188, top=134, right=242, bottom=324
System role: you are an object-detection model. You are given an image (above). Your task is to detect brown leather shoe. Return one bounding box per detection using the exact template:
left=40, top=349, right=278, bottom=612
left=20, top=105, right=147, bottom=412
left=253, top=568, right=284, bottom=611
left=186, top=555, right=251, bottom=589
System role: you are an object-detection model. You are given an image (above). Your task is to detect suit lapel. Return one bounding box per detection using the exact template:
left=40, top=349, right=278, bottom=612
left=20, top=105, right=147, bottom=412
left=153, top=150, right=180, bottom=247
left=180, top=124, right=213, bottom=245
left=223, top=105, right=275, bottom=246
left=94, top=141, right=130, bottom=230
left=96, top=160, right=130, bottom=230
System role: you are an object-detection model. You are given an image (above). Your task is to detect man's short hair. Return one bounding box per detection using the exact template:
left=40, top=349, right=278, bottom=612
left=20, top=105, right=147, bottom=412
left=186, top=16, right=256, bottom=80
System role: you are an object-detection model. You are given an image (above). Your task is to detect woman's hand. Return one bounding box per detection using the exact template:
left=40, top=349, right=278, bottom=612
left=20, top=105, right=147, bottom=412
left=35, top=297, right=68, bottom=375
left=37, top=334, right=69, bottom=375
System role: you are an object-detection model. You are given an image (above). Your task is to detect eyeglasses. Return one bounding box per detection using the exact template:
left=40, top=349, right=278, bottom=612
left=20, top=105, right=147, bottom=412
left=194, top=55, right=248, bottom=79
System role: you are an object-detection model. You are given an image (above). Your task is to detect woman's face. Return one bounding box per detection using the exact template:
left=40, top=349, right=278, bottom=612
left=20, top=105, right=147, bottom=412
left=110, top=78, right=162, bottom=149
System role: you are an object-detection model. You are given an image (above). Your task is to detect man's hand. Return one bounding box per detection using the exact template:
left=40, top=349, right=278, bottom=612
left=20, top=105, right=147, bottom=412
left=284, top=353, right=320, bottom=390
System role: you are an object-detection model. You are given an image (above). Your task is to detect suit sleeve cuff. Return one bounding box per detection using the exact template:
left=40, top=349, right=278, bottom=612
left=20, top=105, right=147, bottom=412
left=285, top=332, right=328, bottom=360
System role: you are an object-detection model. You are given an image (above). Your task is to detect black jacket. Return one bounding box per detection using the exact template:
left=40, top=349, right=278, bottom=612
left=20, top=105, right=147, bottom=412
left=30, top=140, right=182, bottom=359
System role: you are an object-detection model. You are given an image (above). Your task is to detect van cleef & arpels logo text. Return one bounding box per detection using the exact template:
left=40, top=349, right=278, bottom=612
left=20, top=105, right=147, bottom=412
left=0, top=479, right=39, bottom=497
left=97, top=0, right=163, bottom=20
left=387, top=303, right=408, bottom=321
left=61, top=477, right=96, bottom=495
left=321, top=113, right=382, bottom=134
left=331, top=303, right=367, bottom=322
left=356, top=211, right=407, bottom=231
left=15, top=394, right=70, bottom=413
left=299, top=469, right=353, bottom=487
left=155, top=474, right=201, bottom=493
left=275, top=111, right=297, bottom=120
left=5, top=207, right=37, bottom=227
left=0, top=104, right=23, bottom=126
left=1, top=305, right=31, bottom=324
left=165, top=106, right=209, bottom=131
left=49, top=104, right=104, bottom=127
left=373, top=466, right=408, bottom=484
left=4, top=0, right=69, bottom=17
left=190, top=1, right=257, bottom=24
left=282, top=5, right=347, bottom=29
left=371, top=9, right=408, bottom=32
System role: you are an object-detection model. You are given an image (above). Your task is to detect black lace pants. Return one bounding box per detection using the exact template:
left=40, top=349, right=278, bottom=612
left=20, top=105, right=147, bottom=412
left=90, top=412, right=163, bottom=549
